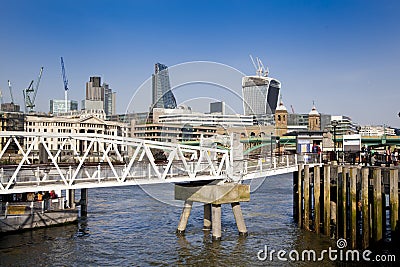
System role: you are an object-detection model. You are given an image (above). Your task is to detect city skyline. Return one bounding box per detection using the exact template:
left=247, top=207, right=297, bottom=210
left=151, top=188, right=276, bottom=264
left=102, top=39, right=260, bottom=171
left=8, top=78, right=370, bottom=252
left=0, top=0, right=399, bottom=127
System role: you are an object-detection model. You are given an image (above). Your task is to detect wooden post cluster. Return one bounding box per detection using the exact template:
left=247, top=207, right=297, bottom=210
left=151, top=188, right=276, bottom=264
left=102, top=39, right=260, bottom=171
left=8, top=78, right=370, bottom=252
left=293, top=164, right=400, bottom=249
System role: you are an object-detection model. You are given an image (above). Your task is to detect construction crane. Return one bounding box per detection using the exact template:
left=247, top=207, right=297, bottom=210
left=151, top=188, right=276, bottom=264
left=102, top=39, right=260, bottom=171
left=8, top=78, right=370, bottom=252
left=61, top=57, right=69, bottom=112
left=8, top=80, right=14, bottom=104
left=23, top=67, right=43, bottom=113
left=290, top=105, right=295, bottom=114
left=249, top=55, right=268, bottom=77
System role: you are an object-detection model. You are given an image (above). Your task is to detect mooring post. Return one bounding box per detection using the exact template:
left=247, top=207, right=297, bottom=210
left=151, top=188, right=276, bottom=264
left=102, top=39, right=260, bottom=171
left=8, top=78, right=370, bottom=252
left=231, top=202, right=247, bottom=236
left=80, top=188, right=88, bottom=217
left=293, top=169, right=299, bottom=223
left=314, top=165, right=321, bottom=234
left=212, top=204, right=222, bottom=240
left=67, top=189, right=76, bottom=209
left=342, top=167, right=348, bottom=239
left=361, top=167, right=370, bottom=249
left=336, top=165, right=342, bottom=239
left=373, top=168, right=382, bottom=242
left=323, top=165, right=331, bottom=236
left=304, top=165, right=310, bottom=231
left=297, top=164, right=303, bottom=228
left=390, top=168, right=399, bottom=234
left=349, top=167, right=357, bottom=249
left=204, top=203, right=212, bottom=231
left=177, top=201, right=193, bottom=235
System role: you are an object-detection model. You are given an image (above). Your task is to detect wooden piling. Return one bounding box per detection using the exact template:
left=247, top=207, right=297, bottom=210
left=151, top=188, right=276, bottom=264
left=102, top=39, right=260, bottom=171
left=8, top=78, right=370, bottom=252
left=231, top=202, right=247, bottom=236
left=177, top=200, right=193, bottom=235
left=390, top=169, right=399, bottom=234
left=372, top=168, right=382, bottom=242
left=342, top=167, right=348, bottom=239
left=349, top=167, right=357, bottom=249
left=80, top=188, right=88, bottom=217
left=314, top=165, right=321, bottom=234
left=293, top=169, right=299, bottom=223
left=323, top=165, right=331, bottom=236
left=304, top=165, right=310, bottom=231
left=336, top=165, right=342, bottom=239
left=212, top=204, right=222, bottom=240
left=297, top=165, right=303, bottom=228
left=204, top=203, right=212, bottom=231
left=361, top=167, right=370, bottom=249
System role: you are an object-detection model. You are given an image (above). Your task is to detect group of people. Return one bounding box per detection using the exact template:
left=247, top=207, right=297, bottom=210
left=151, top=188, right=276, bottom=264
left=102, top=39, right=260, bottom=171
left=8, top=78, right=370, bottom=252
left=27, top=190, right=58, bottom=202
left=361, top=145, right=399, bottom=166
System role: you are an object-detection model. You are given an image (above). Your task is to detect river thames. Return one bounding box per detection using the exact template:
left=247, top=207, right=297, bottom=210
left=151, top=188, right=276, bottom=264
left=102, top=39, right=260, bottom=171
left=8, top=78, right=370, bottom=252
left=0, top=173, right=396, bottom=266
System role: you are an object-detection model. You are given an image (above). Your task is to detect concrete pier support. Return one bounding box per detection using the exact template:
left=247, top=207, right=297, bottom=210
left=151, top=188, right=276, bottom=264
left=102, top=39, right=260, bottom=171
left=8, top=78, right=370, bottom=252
left=177, top=201, right=193, bottom=235
left=175, top=183, right=250, bottom=240
left=231, top=202, right=247, bottom=236
left=80, top=188, right=88, bottom=217
left=66, top=189, right=75, bottom=209
left=212, top=204, right=222, bottom=240
left=203, top=203, right=212, bottom=230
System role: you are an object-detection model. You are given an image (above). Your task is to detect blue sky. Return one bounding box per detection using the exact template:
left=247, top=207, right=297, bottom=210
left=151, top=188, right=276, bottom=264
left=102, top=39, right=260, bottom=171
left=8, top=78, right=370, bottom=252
left=0, top=0, right=399, bottom=127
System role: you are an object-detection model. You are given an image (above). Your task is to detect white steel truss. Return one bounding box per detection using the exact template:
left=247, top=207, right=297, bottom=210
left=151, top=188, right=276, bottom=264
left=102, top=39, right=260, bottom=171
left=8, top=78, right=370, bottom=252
left=0, top=131, right=303, bottom=194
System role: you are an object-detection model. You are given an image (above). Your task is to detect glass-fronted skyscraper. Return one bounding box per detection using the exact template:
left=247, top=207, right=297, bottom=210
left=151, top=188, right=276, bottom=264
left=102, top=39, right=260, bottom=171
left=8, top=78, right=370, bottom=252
left=242, top=75, right=281, bottom=116
left=152, top=63, right=177, bottom=109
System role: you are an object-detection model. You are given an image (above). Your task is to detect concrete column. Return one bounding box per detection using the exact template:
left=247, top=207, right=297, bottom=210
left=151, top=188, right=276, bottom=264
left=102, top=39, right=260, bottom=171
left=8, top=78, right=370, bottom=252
left=177, top=201, right=193, bottom=235
left=68, top=189, right=76, bottom=209
left=203, top=203, right=212, bottom=231
left=212, top=204, right=222, bottom=240
left=80, top=188, right=88, bottom=217
left=231, top=202, right=247, bottom=236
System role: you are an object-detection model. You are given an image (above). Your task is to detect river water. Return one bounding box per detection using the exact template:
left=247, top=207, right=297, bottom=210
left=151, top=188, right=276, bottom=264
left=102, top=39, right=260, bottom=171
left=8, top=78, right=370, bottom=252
left=0, top=174, right=396, bottom=266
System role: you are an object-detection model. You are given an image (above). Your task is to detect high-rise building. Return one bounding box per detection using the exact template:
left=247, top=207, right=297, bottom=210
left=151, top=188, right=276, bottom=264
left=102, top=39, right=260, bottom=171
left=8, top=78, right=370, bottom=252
left=242, top=75, right=281, bottom=117
left=103, top=83, right=116, bottom=116
left=50, top=100, right=78, bottom=115
left=152, top=63, right=177, bottom=109
left=86, top=76, right=104, bottom=101
left=82, top=77, right=116, bottom=114
left=210, top=101, right=225, bottom=114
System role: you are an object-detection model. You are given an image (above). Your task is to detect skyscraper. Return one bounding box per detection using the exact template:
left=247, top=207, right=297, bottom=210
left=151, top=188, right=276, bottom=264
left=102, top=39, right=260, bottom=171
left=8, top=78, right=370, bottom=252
left=86, top=76, right=104, bottom=101
left=103, top=83, right=116, bottom=116
left=242, top=75, right=281, bottom=116
left=152, top=63, right=177, bottom=109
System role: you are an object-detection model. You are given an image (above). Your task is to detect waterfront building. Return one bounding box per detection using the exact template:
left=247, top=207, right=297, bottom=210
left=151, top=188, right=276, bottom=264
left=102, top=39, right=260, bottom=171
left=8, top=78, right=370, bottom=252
left=153, top=107, right=253, bottom=128
left=50, top=99, right=78, bottom=115
left=132, top=123, right=216, bottom=142
left=308, top=105, right=321, bottom=131
left=107, top=112, right=149, bottom=125
left=274, top=101, right=288, bottom=136
left=24, top=112, right=129, bottom=155
left=328, top=115, right=360, bottom=136
left=0, top=111, right=25, bottom=154
left=152, top=63, right=177, bottom=110
left=359, top=125, right=396, bottom=136
left=242, top=75, right=281, bottom=117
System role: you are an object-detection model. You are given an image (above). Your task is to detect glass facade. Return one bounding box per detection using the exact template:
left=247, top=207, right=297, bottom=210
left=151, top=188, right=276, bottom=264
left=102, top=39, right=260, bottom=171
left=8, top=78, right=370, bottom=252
left=152, top=63, right=177, bottom=109
left=242, top=76, right=281, bottom=116
left=50, top=100, right=78, bottom=114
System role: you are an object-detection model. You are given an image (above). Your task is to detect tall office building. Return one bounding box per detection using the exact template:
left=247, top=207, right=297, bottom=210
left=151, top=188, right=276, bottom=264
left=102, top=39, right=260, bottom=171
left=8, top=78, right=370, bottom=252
left=82, top=77, right=116, bottom=115
left=242, top=75, right=281, bottom=116
left=86, top=76, right=104, bottom=101
left=152, top=63, right=177, bottom=109
left=103, top=83, right=116, bottom=116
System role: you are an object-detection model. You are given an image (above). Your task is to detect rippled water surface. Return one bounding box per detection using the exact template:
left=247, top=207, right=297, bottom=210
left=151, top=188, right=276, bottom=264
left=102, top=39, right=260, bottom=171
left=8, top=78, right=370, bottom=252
left=0, top=174, right=364, bottom=266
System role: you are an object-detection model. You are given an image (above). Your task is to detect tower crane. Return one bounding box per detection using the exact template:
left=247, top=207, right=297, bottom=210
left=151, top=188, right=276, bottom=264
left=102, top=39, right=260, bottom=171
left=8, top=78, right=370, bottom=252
left=23, top=67, right=43, bottom=113
left=61, top=57, right=69, bottom=112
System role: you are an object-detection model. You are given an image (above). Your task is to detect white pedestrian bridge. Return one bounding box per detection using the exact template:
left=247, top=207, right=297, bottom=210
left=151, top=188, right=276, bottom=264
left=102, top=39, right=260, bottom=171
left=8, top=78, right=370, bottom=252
left=0, top=132, right=317, bottom=194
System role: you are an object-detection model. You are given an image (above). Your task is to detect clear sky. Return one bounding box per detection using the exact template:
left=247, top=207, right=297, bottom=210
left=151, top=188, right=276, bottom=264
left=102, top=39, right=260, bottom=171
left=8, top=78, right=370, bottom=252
left=0, top=0, right=399, bottom=127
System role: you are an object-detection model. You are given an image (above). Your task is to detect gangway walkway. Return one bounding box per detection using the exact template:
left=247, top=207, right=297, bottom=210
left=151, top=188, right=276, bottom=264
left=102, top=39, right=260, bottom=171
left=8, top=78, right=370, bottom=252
left=0, top=132, right=316, bottom=194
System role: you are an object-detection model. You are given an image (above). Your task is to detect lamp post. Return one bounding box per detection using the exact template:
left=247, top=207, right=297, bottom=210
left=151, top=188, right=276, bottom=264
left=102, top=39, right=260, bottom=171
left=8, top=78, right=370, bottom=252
left=331, top=120, right=338, bottom=162
left=270, top=132, right=273, bottom=164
